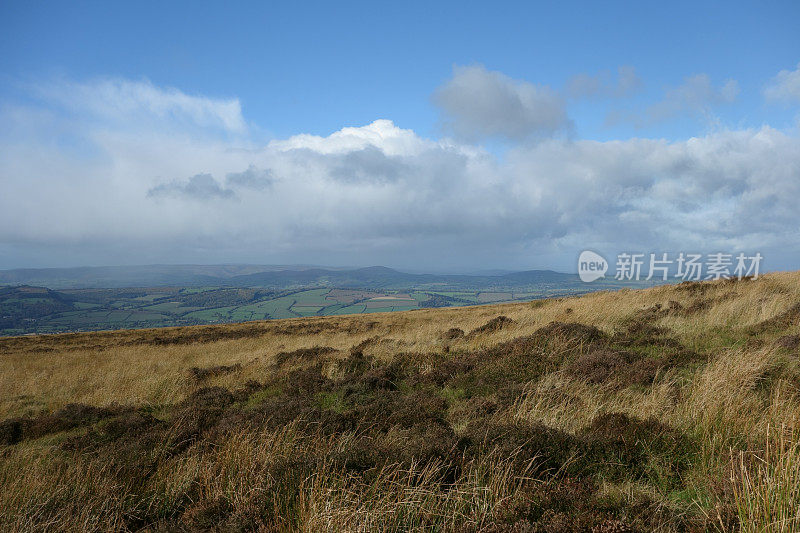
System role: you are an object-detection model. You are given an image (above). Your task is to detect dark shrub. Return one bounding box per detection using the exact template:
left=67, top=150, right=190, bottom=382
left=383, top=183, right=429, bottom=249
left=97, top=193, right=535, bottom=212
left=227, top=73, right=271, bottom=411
left=775, top=334, right=800, bottom=350
left=330, top=434, right=383, bottom=473
left=96, top=411, right=161, bottom=441
left=668, top=300, right=683, bottom=312
left=448, top=397, right=498, bottom=424
left=0, top=418, right=24, bottom=445
left=188, top=363, right=242, bottom=381
left=534, top=322, right=606, bottom=345
left=492, top=478, right=621, bottom=532
left=349, top=335, right=384, bottom=356
left=567, top=350, right=637, bottom=384
left=168, top=387, right=236, bottom=451
left=442, top=327, right=466, bottom=340
left=469, top=316, right=514, bottom=336
left=61, top=410, right=166, bottom=459
left=180, top=386, right=235, bottom=410
left=336, top=350, right=372, bottom=378
left=241, top=394, right=313, bottom=431
left=355, top=357, right=408, bottom=391
left=43, top=403, right=116, bottom=432
left=419, top=355, right=477, bottom=386
left=676, top=281, right=711, bottom=295
left=462, top=420, right=579, bottom=474
left=274, top=345, right=337, bottom=367
left=613, top=323, right=683, bottom=349
left=580, top=412, right=695, bottom=485
left=453, top=336, right=565, bottom=395
left=386, top=390, right=449, bottom=429
left=568, top=340, right=698, bottom=387
left=496, top=383, right=527, bottom=407
left=382, top=420, right=461, bottom=470
left=282, top=364, right=331, bottom=395
left=684, top=298, right=710, bottom=315
left=0, top=403, right=118, bottom=445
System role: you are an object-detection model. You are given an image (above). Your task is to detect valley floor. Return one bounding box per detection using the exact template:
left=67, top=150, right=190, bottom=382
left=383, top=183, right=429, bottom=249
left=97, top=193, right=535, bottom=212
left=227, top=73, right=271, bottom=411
left=1, top=273, right=799, bottom=531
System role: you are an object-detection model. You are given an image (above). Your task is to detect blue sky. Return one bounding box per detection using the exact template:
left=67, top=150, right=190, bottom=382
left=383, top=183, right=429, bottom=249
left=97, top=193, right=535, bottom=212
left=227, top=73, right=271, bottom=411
left=3, top=1, right=797, bottom=140
left=1, top=1, right=799, bottom=272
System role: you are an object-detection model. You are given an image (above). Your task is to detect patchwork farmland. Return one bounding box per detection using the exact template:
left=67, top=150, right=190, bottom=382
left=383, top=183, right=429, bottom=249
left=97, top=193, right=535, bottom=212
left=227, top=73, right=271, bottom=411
left=0, top=285, right=582, bottom=336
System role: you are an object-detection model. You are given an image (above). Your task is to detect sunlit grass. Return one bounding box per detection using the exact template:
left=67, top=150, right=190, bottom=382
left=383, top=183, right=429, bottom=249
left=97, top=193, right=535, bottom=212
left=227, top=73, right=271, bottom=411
left=1, top=271, right=799, bottom=530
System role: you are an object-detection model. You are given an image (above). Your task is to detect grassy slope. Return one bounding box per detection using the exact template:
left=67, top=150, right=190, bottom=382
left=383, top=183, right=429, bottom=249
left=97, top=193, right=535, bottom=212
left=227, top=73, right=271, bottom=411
left=1, top=273, right=799, bottom=531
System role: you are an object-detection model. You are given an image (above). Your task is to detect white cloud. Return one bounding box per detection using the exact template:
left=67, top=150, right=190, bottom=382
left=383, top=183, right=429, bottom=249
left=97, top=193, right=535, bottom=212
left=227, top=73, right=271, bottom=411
left=608, top=74, right=739, bottom=127
left=0, top=76, right=798, bottom=271
left=225, top=166, right=274, bottom=190
left=36, top=77, right=247, bottom=133
left=433, top=65, right=571, bottom=141
left=764, top=62, right=800, bottom=103
left=148, top=173, right=236, bottom=200
left=269, top=119, right=426, bottom=155
left=566, top=65, right=642, bottom=99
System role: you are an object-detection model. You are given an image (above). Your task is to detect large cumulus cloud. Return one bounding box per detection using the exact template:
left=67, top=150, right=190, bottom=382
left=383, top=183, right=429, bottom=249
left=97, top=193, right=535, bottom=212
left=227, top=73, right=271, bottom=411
left=0, top=75, right=798, bottom=271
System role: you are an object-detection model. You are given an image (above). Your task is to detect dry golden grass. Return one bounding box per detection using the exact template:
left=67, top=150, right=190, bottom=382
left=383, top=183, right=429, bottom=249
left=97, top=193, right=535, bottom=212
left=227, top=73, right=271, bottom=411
left=1, top=271, right=799, bottom=531
left=3, top=272, right=798, bottom=419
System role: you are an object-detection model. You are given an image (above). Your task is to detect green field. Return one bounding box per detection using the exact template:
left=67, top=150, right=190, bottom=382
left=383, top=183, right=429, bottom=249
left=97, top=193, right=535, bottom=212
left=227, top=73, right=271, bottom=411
left=0, top=277, right=656, bottom=335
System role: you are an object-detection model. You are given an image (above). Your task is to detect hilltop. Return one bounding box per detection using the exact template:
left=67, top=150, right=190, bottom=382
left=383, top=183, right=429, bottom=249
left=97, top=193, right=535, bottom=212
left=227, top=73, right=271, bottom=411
left=1, top=272, right=799, bottom=531
left=0, top=264, right=579, bottom=289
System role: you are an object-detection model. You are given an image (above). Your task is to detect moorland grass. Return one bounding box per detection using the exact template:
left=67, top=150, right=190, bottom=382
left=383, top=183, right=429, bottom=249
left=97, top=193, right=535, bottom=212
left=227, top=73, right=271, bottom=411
left=1, top=273, right=799, bottom=531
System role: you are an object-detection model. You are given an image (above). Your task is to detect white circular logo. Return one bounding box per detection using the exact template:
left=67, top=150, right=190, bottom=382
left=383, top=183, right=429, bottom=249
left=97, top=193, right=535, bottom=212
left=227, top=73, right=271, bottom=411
left=578, top=250, right=608, bottom=282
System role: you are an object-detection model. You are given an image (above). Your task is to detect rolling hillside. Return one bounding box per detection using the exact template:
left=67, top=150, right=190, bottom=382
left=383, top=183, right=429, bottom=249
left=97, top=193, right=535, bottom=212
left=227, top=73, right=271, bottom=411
left=0, top=266, right=658, bottom=335
left=1, top=273, right=799, bottom=531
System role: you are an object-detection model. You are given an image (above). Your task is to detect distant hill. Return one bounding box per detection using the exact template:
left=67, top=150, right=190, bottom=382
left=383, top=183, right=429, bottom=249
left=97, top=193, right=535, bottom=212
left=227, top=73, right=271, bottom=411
left=227, top=266, right=578, bottom=290
left=0, top=264, right=347, bottom=289
left=0, top=264, right=581, bottom=290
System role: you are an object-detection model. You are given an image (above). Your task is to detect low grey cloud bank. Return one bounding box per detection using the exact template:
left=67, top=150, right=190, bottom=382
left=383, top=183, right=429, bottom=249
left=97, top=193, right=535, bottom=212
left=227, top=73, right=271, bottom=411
left=225, top=166, right=274, bottom=190
left=0, top=73, right=798, bottom=271
left=148, top=174, right=236, bottom=200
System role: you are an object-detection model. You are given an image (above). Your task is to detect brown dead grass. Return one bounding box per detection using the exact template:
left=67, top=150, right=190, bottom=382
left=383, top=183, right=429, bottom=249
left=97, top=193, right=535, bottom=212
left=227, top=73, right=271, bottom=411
left=1, top=271, right=800, bottom=531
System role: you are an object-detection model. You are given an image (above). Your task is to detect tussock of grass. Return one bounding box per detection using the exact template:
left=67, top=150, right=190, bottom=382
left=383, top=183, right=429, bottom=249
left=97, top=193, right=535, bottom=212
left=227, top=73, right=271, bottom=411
left=729, top=426, right=800, bottom=532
